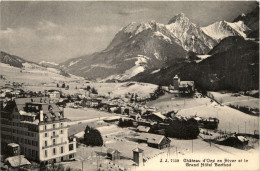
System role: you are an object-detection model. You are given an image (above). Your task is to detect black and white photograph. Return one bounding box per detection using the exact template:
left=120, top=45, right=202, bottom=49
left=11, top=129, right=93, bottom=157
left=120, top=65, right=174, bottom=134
left=0, top=1, right=259, bottom=170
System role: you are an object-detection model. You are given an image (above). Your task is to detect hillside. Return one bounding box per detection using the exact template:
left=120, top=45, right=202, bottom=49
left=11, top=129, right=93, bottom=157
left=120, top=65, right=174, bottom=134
left=60, top=13, right=217, bottom=81
left=131, top=36, right=259, bottom=91
left=0, top=51, right=28, bottom=68
left=0, top=51, right=84, bottom=85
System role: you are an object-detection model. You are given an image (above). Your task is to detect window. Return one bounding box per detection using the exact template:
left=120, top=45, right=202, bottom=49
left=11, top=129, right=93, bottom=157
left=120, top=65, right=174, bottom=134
left=53, top=139, right=56, bottom=145
left=53, top=124, right=55, bottom=128
left=45, top=133, right=48, bottom=137
left=60, top=146, right=64, bottom=153
left=60, top=130, right=63, bottom=134
left=53, top=148, right=56, bottom=155
left=44, top=141, right=47, bottom=147
left=28, top=140, right=31, bottom=145
left=21, top=138, right=24, bottom=143
left=60, top=123, right=63, bottom=127
left=69, top=144, right=74, bottom=151
left=36, top=151, right=38, bottom=157
left=44, top=125, right=47, bottom=130
left=32, top=150, right=35, bottom=157
left=44, top=150, right=47, bottom=157
left=53, top=131, right=55, bottom=136
left=25, top=139, right=28, bottom=144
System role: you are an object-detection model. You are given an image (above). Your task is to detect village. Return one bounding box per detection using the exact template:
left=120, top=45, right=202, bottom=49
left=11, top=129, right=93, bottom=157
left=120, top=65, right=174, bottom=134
left=0, top=75, right=259, bottom=171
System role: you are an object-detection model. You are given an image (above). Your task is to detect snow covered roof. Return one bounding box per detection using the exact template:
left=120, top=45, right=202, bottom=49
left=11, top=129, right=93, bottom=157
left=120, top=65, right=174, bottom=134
left=5, top=155, right=31, bottom=168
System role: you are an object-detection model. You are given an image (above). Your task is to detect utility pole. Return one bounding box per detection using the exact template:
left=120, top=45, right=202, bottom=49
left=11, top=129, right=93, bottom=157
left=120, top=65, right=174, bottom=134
left=192, top=139, right=193, bottom=153
left=245, top=121, right=246, bottom=134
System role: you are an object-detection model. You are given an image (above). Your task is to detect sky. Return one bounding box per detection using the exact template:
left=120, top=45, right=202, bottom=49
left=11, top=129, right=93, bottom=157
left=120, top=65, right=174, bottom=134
left=0, top=1, right=258, bottom=63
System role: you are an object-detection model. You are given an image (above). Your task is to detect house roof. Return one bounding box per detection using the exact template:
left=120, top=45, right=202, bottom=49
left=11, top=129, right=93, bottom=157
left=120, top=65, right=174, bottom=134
left=5, top=155, right=31, bottom=168
left=137, top=133, right=170, bottom=145
left=132, top=148, right=144, bottom=153
left=137, top=125, right=150, bottom=132
left=152, top=112, right=166, bottom=120
left=7, top=143, right=19, bottom=148
left=107, top=148, right=120, bottom=154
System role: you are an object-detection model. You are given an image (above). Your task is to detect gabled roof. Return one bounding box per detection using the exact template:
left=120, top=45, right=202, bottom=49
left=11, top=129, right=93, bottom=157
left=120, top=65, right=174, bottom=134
left=107, top=148, right=120, bottom=154
left=137, top=133, right=170, bottom=145
left=152, top=112, right=166, bottom=120
left=137, top=125, right=150, bottom=132
left=5, top=155, right=31, bottom=168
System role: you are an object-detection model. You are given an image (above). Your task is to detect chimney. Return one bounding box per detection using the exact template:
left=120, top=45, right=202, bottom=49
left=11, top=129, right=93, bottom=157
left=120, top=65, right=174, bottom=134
left=40, top=110, right=44, bottom=122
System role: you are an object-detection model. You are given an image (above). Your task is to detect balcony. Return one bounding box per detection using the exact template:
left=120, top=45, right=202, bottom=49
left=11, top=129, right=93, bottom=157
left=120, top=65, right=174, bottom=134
left=42, top=141, right=67, bottom=149
left=51, top=135, right=59, bottom=138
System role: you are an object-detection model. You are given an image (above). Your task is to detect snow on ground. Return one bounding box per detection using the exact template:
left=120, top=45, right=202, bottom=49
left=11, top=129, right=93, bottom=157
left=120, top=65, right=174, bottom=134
left=195, top=55, right=212, bottom=63
left=68, top=59, right=82, bottom=67
left=147, top=93, right=259, bottom=134
left=227, top=21, right=248, bottom=38
left=151, top=69, right=160, bottom=74
left=153, top=31, right=172, bottom=43
left=0, top=62, right=83, bottom=85
left=209, top=92, right=259, bottom=109
left=39, top=61, right=58, bottom=66
left=201, top=21, right=249, bottom=40
left=135, top=23, right=152, bottom=35
left=103, top=55, right=150, bottom=81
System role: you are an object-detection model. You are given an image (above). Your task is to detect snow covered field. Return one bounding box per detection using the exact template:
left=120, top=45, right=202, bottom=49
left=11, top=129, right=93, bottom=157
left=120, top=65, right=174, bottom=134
left=147, top=93, right=259, bottom=134
left=0, top=62, right=83, bottom=86
left=209, top=92, right=259, bottom=109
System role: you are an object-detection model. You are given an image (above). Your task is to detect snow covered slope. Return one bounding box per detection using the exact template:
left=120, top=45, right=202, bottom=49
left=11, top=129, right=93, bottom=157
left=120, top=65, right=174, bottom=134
left=201, top=21, right=249, bottom=41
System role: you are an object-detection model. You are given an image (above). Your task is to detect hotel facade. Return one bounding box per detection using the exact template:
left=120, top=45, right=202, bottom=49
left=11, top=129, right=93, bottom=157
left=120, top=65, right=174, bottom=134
left=0, top=97, right=76, bottom=164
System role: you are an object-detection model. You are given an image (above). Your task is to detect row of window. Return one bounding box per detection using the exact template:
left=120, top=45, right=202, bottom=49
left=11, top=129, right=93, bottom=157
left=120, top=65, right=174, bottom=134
left=43, top=123, right=64, bottom=130
left=44, top=138, right=63, bottom=147
left=44, top=130, right=63, bottom=138
left=21, top=147, right=38, bottom=158
left=12, top=129, right=36, bottom=137
left=44, top=146, right=64, bottom=157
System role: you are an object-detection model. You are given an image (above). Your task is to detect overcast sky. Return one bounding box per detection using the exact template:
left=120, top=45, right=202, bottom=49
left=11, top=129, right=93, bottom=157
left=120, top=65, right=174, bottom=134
left=1, top=1, right=258, bottom=63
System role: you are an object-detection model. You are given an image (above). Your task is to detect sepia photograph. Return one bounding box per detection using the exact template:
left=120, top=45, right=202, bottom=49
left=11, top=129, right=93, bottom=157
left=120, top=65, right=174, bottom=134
left=0, top=1, right=259, bottom=170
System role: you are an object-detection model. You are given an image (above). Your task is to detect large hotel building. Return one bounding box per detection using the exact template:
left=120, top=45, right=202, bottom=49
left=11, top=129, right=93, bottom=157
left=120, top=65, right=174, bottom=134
left=0, top=97, right=76, bottom=164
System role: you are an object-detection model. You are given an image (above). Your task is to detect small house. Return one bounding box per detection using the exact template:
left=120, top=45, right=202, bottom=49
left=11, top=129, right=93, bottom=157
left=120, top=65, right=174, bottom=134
left=107, top=148, right=121, bottom=161
left=137, top=133, right=171, bottom=149
left=137, top=125, right=151, bottom=133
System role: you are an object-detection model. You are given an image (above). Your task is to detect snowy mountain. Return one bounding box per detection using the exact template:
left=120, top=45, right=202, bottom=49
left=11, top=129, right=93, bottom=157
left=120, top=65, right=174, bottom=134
left=60, top=13, right=217, bottom=81
left=131, top=36, right=259, bottom=91
left=233, top=6, right=259, bottom=38
left=201, top=20, right=249, bottom=41
left=39, top=61, right=59, bottom=68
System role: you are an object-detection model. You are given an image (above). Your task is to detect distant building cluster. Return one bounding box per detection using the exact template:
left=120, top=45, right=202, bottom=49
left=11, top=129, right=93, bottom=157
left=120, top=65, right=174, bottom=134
left=169, top=75, right=195, bottom=94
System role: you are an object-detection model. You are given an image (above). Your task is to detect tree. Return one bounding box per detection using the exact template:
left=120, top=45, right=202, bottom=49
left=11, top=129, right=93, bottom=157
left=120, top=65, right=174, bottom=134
left=91, top=87, right=98, bottom=94
left=83, top=126, right=103, bottom=146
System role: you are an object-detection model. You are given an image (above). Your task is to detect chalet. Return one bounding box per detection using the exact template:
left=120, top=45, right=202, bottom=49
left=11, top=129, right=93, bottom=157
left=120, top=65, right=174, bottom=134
left=137, top=133, right=171, bottom=149
left=137, top=125, right=151, bottom=133
left=107, top=148, right=121, bottom=161
left=143, top=112, right=166, bottom=122
left=129, top=113, right=141, bottom=121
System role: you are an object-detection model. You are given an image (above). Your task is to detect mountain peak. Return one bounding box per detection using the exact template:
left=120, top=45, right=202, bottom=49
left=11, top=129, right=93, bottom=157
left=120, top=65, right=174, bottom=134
left=168, top=13, right=189, bottom=24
